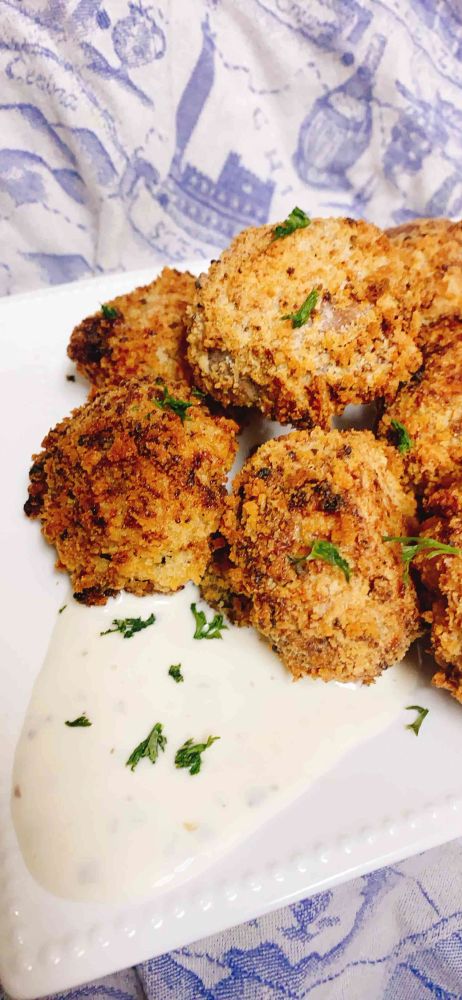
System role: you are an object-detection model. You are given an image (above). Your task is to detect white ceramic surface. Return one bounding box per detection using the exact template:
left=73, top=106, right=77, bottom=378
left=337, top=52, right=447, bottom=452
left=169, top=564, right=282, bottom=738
left=1, top=267, right=461, bottom=999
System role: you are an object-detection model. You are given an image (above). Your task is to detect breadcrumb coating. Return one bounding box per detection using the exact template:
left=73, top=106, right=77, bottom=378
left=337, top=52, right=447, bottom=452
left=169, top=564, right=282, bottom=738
left=378, top=324, right=462, bottom=498
left=187, top=217, right=421, bottom=428
left=201, top=429, right=420, bottom=682
left=387, top=218, right=462, bottom=350
left=24, top=378, right=238, bottom=604
left=416, top=484, right=462, bottom=703
left=68, top=268, right=196, bottom=390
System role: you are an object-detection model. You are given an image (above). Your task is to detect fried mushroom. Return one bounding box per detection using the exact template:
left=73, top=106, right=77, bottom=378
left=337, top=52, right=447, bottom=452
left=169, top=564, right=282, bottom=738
left=24, top=377, right=238, bottom=604
left=201, top=428, right=420, bottom=682
left=415, top=483, right=462, bottom=703
left=68, top=268, right=196, bottom=390
left=378, top=324, right=462, bottom=498
left=387, top=217, right=462, bottom=350
left=187, top=217, right=421, bottom=428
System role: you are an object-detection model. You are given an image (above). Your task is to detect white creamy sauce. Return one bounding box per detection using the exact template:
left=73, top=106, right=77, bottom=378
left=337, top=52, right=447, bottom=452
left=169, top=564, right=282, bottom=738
left=12, top=584, right=418, bottom=903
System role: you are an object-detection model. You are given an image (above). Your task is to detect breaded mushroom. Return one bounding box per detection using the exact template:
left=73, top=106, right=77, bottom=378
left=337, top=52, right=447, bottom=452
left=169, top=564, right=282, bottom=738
left=414, top=483, right=462, bottom=703
left=68, top=268, right=196, bottom=390
left=387, top=218, right=462, bottom=350
left=24, top=378, right=238, bottom=604
left=378, top=324, right=462, bottom=498
left=187, top=216, right=421, bottom=428
left=201, top=428, right=420, bottom=682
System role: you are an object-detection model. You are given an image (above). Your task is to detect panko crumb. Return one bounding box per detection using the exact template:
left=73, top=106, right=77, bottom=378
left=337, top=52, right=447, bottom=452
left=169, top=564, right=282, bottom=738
left=24, top=377, right=238, bottom=604
left=201, top=428, right=420, bottom=683
left=387, top=217, right=462, bottom=350
left=416, top=483, right=462, bottom=704
left=187, top=217, right=421, bottom=429
left=68, top=268, right=196, bottom=390
left=378, top=324, right=462, bottom=498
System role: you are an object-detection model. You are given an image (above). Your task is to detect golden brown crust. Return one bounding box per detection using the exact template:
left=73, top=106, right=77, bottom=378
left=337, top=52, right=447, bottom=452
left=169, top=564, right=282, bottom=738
left=387, top=217, right=462, bottom=350
left=24, top=378, right=238, bottom=604
left=416, top=483, right=462, bottom=702
left=187, top=217, right=421, bottom=428
left=201, top=429, right=420, bottom=682
left=68, top=268, right=196, bottom=390
left=378, top=325, right=462, bottom=498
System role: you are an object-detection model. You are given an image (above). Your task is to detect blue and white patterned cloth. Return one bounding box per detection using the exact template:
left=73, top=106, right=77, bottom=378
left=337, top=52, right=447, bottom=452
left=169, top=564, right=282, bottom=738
left=2, top=1, right=462, bottom=996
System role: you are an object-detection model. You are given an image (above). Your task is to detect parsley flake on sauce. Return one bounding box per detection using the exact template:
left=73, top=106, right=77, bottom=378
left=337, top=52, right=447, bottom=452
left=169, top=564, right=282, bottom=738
left=290, top=539, right=351, bottom=582
left=383, top=536, right=462, bottom=583
left=101, top=303, right=119, bottom=320
left=174, top=735, right=220, bottom=775
left=191, top=603, right=228, bottom=639
left=390, top=419, right=413, bottom=454
left=281, top=288, right=318, bottom=328
left=65, top=714, right=92, bottom=728
left=168, top=663, right=184, bottom=683
left=100, top=613, right=156, bottom=639
left=126, top=722, right=167, bottom=772
left=405, top=705, right=429, bottom=736
left=58, top=604, right=67, bottom=614
left=272, top=207, right=311, bottom=240
left=154, top=386, right=193, bottom=422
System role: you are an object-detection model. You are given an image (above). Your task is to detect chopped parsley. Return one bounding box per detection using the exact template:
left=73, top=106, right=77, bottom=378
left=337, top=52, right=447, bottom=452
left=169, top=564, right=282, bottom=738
left=101, top=303, right=119, bottom=320
left=282, top=288, right=318, bottom=328
left=154, top=386, right=193, bottom=422
left=405, top=705, right=429, bottom=736
left=126, top=722, right=167, bottom=772
left=272, top=207, right=311, bottom=240
left=191, top=602, right=228, bottom=639
left=191, top=387, right=206, bottom=399
left=58, top=604, right=67, bottom=614
left=289, top=539, right=351, bottom=582
left=100, top=613, right=156, bottom=639
left=390, top=419, right=413, bottom=454
left=174, top=735, right=220, bottom=775
left=65, top=713, right=91, bottom=727
left=168, top=663, right=184, bottom=683
left=383, top=536, right=462, bottom=583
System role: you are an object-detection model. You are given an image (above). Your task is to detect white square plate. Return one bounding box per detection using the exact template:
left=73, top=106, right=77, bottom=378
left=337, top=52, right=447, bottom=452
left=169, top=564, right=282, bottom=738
left=1, top=266, right=461, bottom=999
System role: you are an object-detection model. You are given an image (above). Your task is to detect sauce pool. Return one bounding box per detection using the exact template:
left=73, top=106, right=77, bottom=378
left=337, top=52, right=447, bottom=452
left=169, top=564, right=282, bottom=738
left=12, top=583, right=418, bottom=902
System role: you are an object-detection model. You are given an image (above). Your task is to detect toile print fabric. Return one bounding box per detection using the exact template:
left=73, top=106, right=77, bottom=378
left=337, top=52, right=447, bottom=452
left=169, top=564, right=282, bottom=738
left=2, top=1, right=462, bottom=997
left=1, top=0, right=462, bottom=294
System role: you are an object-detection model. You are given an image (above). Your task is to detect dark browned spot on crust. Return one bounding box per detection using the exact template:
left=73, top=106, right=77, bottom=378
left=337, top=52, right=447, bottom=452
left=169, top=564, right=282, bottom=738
left=313, top=481, right=345, bottom=512
left=73, top=586, right=118, bottom=606
left=69, top=316, right=115, bottom=366
left=78, top=429, right=115, bottom=450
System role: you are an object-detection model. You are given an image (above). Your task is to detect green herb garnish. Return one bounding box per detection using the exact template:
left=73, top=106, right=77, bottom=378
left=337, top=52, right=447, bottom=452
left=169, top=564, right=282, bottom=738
left=154, top=386, right=193, bottom=422
left=281, top=288, right=318, bottom=328
left=101, top=303, right=119, bottom=320
left=191, top=388, right=206, bottom=399
left=289, top=539, right=351, bottom=582
left=191, top=603, right=228, bottom=639
left=65, top=714, right=92, bottom=728
left=174, top=735, right=220, bottom=775
left=58, top=604, right=67, bottom=614
left=272, top=207, right=311, bottom=240
left=126, top=722, right=167, bottom=772
left=405, top=705, right=429, bottom=736
left=383, top=536, right=462, bottom=583
left=168, top=663, right=184, bottom=683
left=390, top=419, right=413, bottom=454
left=100, top=613, right=156, bottom=639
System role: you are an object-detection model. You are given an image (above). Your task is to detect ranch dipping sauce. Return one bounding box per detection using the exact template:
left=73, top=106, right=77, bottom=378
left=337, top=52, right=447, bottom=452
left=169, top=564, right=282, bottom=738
left=12, top=583, right=418, bottom=903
